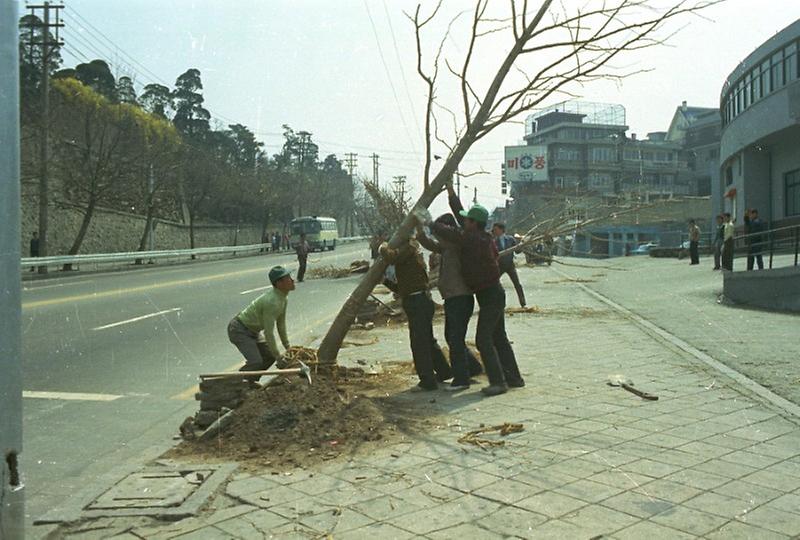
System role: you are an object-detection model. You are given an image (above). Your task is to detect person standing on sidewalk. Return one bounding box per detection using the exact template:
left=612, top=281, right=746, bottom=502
left=427, top=182, right=525, bottom=396
left=688, top=219, right=701, bottom=265
left=721, top=212, right=735, bottom=271
left=29, top=231, right=39, bottom=272
left=744, top=208, right=765, bottom=270
left=492, top=223, right=526, bottom=307
left=712, top=215, right=724, bottom=270
left=295, top=233, right=310, bottom=282
left=379, top=238, right=452, bottom=391
left=416, top=216, right=484, bottom=391
left=228, top=266, right=294, bottom=380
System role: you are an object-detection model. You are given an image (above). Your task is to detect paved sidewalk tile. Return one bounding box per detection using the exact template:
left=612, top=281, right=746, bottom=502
left=56, top=260, right=800, bottom=538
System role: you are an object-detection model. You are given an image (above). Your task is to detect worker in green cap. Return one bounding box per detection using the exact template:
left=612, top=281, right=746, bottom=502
left=228, top=265, right=295, bottom=377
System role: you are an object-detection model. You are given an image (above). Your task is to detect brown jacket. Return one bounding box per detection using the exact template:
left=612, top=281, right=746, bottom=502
left=417, top=231, right=472, bottom=299
left=431, top=194, right=500, bottom=292
left=379, top=240, right=429, bottom=297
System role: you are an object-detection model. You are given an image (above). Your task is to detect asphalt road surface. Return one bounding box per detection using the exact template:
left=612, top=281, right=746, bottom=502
left=20, top=242, right=371, bottom=529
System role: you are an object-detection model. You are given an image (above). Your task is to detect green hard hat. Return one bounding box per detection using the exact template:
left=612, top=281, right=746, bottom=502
left=268, top=265, right=292, bottom=285
left=459, top=204, right=489, bottom=224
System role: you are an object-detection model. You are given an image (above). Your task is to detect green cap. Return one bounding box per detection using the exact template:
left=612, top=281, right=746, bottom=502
left=459, top=204, right=489, bottom=224
left=268, top=265, right=292, bottom=285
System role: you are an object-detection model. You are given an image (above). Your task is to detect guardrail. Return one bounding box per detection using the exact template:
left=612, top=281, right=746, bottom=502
left=21, top=236, right=369, bottom=270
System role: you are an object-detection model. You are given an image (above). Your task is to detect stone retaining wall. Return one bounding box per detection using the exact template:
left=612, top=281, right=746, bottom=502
left=21, top=200, right=263, bottom=256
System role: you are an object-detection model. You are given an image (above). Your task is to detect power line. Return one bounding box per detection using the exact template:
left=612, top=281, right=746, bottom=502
left=382, top=0, right=423, bottom=149
left=65, top=6, right=248, bottom=130
left=363, top=0, right=418, bottom=157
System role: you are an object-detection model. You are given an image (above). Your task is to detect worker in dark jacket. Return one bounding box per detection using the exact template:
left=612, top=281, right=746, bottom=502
left=425, top=182, right=524, bottom=396
left=744, top=208, right=765, bottom=270
left=380, top=238, right=452, bottom=390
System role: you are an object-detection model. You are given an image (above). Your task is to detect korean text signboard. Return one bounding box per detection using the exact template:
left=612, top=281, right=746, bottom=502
left=504, top=145, right=548, bottom=183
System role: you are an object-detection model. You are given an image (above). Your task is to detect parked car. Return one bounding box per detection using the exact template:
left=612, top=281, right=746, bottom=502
left=631, top=242, right=658, bottom=255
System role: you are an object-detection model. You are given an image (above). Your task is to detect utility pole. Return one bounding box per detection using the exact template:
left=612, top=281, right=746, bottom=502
left=454, top=168, right=463, bottom=198
left=343, top=152, right=358, bottom=178
left=370, top=153, right=380, bottom=187
left=343, top=153, right=358, bottom=237
left=148, top=164, right=155, bottom=256
left=392, top=175, right=406, bottom=212
left=1, top=1, right=25, bottom=536
left=24, top=2, right=63, bottom=274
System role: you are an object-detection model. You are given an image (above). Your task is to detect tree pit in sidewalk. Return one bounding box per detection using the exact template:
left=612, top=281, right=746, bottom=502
left=167, top=363, right=433, bottom=470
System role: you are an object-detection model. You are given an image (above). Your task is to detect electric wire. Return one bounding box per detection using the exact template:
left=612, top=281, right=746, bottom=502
left=363, top=0, right=419, bottom=156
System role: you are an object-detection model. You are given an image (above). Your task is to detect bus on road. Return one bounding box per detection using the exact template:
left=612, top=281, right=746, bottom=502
left=289, top=216, right=339, bottom=251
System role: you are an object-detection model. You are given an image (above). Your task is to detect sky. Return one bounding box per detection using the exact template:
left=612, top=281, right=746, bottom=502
left=30, top=0, right=800, bottom=217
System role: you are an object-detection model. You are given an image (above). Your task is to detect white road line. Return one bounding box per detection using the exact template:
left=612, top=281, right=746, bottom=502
left=22, top=390, right=122, bottom=401
left=240, top=285, right=272, bottom=295
left=92, top=307, right=182, bottom=331
left=23, top=279, right=94, bottom=291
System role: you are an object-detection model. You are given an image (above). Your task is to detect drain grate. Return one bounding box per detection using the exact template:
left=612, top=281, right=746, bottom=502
left=36, top=463, right=236, bottom=524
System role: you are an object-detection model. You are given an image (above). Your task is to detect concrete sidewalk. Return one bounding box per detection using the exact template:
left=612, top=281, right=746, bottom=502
left=46, top=259, right=800, bottom=539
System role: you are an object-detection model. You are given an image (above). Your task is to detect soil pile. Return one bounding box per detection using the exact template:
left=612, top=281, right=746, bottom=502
left=168, top=365, right=430, bottom=469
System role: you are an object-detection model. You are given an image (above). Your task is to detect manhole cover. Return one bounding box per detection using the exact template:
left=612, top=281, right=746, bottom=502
left=87, top=470, right=212, bottom=510
left=36, top=463, right=236, bottom=524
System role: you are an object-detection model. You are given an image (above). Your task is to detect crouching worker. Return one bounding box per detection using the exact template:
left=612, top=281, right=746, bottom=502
left=228, top=266, right=294, bottom=379
left=380, top=239, right=452, bottom=390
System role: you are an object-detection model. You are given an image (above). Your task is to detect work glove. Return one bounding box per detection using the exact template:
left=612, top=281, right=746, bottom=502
left=412, top=207, right=432, bottom=226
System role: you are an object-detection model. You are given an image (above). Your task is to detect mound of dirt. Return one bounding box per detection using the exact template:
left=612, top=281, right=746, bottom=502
left=167, top=365, right=431, bottom=470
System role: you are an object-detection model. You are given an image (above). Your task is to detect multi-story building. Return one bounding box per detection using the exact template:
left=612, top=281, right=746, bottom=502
left=666, top=101, right=721, bottom=199
left=501, top=101, right=710, bottom=257
left=511, top=100, right=690, bottom=200
left=719, top=18, right=800, bottom=229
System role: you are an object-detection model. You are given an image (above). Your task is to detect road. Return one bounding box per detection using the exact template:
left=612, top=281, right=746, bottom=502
left=20, top=242, right=370, bottom=529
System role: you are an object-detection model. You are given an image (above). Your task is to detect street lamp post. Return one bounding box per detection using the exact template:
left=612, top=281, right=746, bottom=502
left=1, top=1, right=26, bottom=537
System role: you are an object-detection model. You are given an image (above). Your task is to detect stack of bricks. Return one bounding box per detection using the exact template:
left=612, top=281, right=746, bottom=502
left=192, top=378, right=249, bottom=430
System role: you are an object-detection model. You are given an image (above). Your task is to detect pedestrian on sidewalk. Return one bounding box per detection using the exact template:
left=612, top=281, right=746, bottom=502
left=273, top=231, right=282, bottom=252
left=721, top=212, right=735, bottom=271
left=379, top=238, right=452, bottom=391
left=744, top=208, right=765, bottom=270
left=29, top=231, right=39, bottom=272
left=228, top=266, right=294, bottom=381
left=427, top=181, right=525, bottom=396
left=688, top=219, right=701, bottom=265
left=295, top=233, right=310, bottom=282
left=416, top=216, right=484, bottom=391
left=492, top=222, right=527, bottom=307
left=712, top=214, right=724, bottom=270
left=282, top=232, right=290, bottom=252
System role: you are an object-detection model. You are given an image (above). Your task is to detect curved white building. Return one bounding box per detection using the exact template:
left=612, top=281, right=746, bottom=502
left=719, top=19, right=800, bottom=227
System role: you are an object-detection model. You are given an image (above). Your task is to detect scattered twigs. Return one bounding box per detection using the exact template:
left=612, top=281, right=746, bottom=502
left=458, top=422, right=524, bottom=449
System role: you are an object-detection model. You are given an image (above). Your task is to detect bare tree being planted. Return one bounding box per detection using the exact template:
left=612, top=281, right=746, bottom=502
left=317, top=0, right=720, bottom=364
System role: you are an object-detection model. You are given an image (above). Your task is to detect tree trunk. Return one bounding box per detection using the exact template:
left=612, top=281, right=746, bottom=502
left=135, top=197, right=156, bottom=265
left=189, top=212, right=197, bottom=259
left=64, top=196, right=96, bottom=271
left=317, top=137, right=472, bottom=364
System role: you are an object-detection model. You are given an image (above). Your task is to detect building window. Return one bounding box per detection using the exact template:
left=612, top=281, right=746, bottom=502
left=590, top=147, right=614, bottom=162
left=556, top=147, right=580, bottom=161
left=744, top=72, right=751, bottom=108
left=787, top=169, right=800, bottom=216
left=761, top=59, right=771, bottom=95
left=752, top=66, right=762, bottom=101
left=772, top=50, right=784, bottom=89
left=785, top=42, right=798, bottom=83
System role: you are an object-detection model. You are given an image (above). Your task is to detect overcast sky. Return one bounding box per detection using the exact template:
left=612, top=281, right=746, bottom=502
left=38, top=0, right=800, bottom=216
